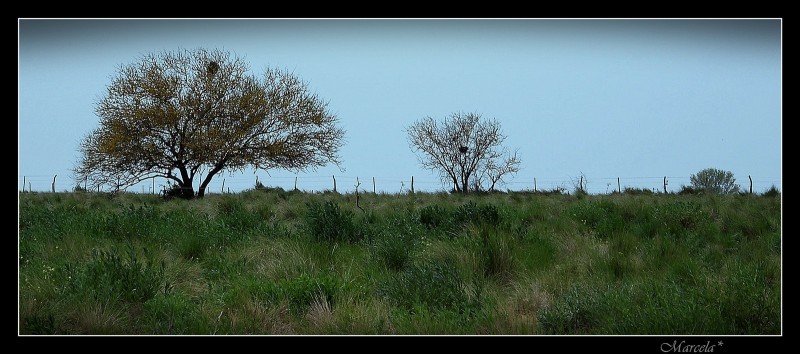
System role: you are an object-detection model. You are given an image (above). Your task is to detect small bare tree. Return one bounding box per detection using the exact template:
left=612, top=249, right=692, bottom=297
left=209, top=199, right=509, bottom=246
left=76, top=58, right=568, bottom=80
left=406, top=112, right=521, bottom=193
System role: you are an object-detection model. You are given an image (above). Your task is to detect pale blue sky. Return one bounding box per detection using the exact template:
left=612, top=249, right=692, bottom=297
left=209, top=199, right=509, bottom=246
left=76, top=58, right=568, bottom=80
left=18, top=19, right=781, bottom=194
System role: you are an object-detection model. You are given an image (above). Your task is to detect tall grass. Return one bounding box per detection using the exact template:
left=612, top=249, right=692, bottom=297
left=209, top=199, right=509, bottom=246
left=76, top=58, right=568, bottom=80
left=18, top=190, right=781, bottom=334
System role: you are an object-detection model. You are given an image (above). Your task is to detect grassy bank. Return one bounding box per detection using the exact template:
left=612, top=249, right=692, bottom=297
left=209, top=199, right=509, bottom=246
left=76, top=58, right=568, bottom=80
left=18, top=188, right=781, bottom=334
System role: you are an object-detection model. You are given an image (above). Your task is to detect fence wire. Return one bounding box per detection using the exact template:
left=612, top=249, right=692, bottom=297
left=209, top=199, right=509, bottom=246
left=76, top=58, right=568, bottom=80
left=18, top=173, right=782, bottom=195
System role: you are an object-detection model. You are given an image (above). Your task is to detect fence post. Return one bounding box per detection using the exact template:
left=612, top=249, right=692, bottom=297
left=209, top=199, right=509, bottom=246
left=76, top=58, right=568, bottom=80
left=52, top=175, right=57, bottom=193
left=580, top=176, right=583, bottom=193
left=663, top=176, right=667, bottom=194
left=333, top=175, right=337, bottom=193
left=534, top=177, right=537, bottom=192
left=294, top=176, right=298, bottom=191
left=152, top=178, right=155, bottom=194
left=355, top=177, right=364, bottom=212
left=617, top=177, right=621, bottom=193
left=255, top=175, right=259, bottom=187
left=411, top=176, right=415, bottom=194
left=22, top=176, right=26, bottom=192
left=221, top=178, right=225, bottom=194
left=749, top=175, right=753, bottom=194
left=373, top=177, right=376, bottom=194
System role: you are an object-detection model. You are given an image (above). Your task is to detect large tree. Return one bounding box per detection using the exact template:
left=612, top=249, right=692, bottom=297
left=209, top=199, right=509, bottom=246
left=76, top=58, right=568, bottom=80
left=75, top=48, right=344, bottom=197
left=407, top=112, right=521, bottom=193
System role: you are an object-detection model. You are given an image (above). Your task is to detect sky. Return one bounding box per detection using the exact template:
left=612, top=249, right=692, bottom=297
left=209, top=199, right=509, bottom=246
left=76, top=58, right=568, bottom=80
left=18, top=18, right=782, bottom=194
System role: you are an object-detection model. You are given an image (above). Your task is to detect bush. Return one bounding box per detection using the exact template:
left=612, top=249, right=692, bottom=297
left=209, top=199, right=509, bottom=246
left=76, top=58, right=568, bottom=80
left=455, top=201, right=500, bottom=226
left=372, top=231, right=416, bottom=271
left=419, top=202, right=501, bottom=237
left=653, top=201, right=709, bottom=235
left=77, top=245, right=166, bottom=303
left=382, top=258, right=474, bottom=313
left=477, top=226, right=515, bottom=282
left=678, top=185, right=702, bottom=195
left=690, top=168, right=739, bottom=194
left=537, top=284, right=605, bottom=334
left=162, top=184, right=194, bottom=200
left=305, top=200, right=358, bottom=243
left=419, top=204, right=449, bottom=229
left=569, top=200, right=625, bottom=238
left=623, top=187, right=654, bottom=195
left=217, top=197, right=261, bottom=232
left=763, top=185, right=780, bottom=197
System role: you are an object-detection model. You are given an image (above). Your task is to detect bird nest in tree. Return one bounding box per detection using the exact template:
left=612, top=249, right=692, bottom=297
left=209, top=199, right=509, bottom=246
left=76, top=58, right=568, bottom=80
left=459, top=146, right=468, bottom=154
left=207, top=61, right=220, bottom=75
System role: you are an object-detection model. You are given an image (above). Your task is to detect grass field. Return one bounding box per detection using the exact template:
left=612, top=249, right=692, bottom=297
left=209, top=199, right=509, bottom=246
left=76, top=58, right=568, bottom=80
left=18, top=188, right=781, bottom=335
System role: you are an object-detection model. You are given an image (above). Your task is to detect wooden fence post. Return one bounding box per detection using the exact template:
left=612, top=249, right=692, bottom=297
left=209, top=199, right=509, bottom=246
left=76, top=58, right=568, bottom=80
left=355, top=177, right=365, bottom=212
left=255, top=175, right=259, bottom=187
left=373, top=177, right=376, bottom=194
left=749, top=175, right=753, bottom=194
left=411, top=176, right=415, bottom=194
left=221, top=178, right=225, bottom=194
left=580, top=176, right=584, bottom=193
left=617, top=177, right=621, bottom=193
left=152, top=178, right=155, bottom=194
left=22, top=176, right=26, bottom=192
left=534, top=177, right=537, bottom=192
left=333, top=175, right=337, bottom=193
left=294, top=176, right=298, bottom=191
left=663, top=176, right=667, bottom=194
left=52, top=175, right=57, bottom=193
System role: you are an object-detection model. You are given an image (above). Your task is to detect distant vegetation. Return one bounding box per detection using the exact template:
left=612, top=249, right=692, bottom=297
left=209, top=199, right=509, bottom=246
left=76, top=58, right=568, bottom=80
left=689, top=168, right=740, bottom=195
left=19, top=188, right=780, bottom=334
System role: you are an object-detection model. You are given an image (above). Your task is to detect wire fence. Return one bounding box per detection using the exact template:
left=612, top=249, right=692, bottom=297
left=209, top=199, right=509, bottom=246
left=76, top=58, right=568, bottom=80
left=17, top=173, right=782, bottom=196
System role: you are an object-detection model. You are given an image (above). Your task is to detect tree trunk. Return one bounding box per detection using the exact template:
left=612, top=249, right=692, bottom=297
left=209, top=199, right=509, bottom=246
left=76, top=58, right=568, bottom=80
left=197, top=165, right=224, bottom=198
left=177, top=178, right=195, bottom=199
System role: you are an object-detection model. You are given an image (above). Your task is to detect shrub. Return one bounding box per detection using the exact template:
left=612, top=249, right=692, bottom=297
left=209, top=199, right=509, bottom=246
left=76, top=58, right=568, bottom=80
left=569, top=200, right=625, bottom=238
left=537, top=284, right=604, bottom=334
left=77, top=245, right=166, bottom=303
left=305, top=200, right=358, bottom=243
left=477, top=226, right=515, bottom=282
left=372, top=231, right=416, bottom=271
left=690, top=168, right=739, bottom=194
left=419, top=204, right=449, bottom=229
left=162, top=184, right=194, bottom=200
left=382, top=258, right=474, bottom=313
left=455, top=201, right=500, bottom=226
left=623, top=187, right=654, bottom=195
left=653, top=201, right=709, bottom=235
left=763, top=185, right=780, bottom=197
left=217, top=197, right=261, bottom=232
left=678, top=185, right=702, bottom=195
